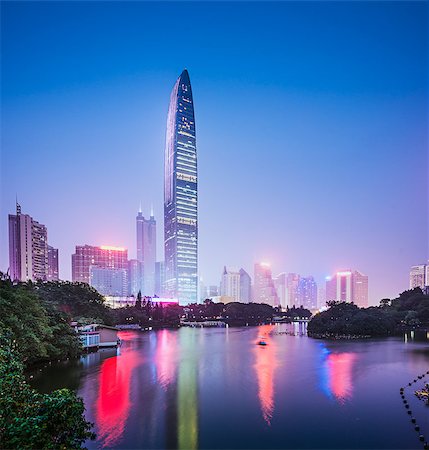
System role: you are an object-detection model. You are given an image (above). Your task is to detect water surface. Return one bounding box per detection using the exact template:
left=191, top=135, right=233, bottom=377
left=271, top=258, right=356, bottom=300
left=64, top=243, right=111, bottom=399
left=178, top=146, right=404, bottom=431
left=32, top=324, right=429, bottom=449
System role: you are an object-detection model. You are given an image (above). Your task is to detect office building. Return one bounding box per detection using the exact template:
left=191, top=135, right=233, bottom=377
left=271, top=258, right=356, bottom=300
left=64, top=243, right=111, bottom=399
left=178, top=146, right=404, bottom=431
left=164, top=69, right=198, bottom=305
left=128, top=259, right=142, bottom=297
left=253, top=263, right=279, bottom=306
left=325, top=269, right=369, bottom=307
left=296, top=276, right=318, bottom=310
left=286, top=273, right=300, bottom=308
left=8, top=202, right=49, bottom=282
left=47, top=245, right=59, bottom=281
left=239, top=268, right=252, bottom=303
left=90, top=267, right=128, bottom=297
left=273, top=273, right=288, bottom=310
left=221, top=267, right=240, bottom=302
left=155, top=261, right=165, bottom=297
left=71, top=245, right=128, bottom=290
left=136, top=206, right=156, bottom=295
left=410, top=264, right=428, bottom=290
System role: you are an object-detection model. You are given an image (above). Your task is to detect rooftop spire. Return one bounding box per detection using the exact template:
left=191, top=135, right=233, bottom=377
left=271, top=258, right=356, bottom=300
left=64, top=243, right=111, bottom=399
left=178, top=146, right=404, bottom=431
left=16, top=195, right=21, bottom=215
left=138, top=202, right=142, bottom=214
left=150, top=203, right=154, bottom=218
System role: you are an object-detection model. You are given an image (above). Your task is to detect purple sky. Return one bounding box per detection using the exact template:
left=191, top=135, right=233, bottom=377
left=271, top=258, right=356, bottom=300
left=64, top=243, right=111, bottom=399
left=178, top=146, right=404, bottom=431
left=1, top=1, right=428, bottom=304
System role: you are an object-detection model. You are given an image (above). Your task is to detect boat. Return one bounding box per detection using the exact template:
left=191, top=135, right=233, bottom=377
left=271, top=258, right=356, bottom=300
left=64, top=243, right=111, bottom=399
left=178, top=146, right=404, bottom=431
left=257, top=339, right=267, bottom=346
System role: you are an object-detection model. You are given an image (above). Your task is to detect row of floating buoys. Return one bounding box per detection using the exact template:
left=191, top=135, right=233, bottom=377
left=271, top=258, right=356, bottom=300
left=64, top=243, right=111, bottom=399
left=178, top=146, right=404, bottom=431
left=400, top=371, right=429, bottom=449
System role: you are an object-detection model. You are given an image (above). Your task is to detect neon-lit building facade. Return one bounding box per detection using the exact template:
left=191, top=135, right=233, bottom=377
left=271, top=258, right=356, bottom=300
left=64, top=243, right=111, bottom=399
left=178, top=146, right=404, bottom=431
left=164, top=69, right=198, bottom=305
left=71, top=245, right=128, bottom=285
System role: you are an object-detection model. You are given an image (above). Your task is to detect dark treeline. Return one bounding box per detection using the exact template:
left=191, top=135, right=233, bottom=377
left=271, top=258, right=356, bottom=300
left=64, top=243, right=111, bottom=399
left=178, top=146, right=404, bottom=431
left=0, top=275, right=94, bottom=448
left=308, top=287, right=429, bottom=338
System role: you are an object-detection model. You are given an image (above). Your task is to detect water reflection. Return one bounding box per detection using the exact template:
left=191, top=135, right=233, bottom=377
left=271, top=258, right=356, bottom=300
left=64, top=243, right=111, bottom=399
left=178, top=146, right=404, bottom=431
left=156, top=329, right=178, bottom=388
left=254, top=325, right=277, bottom=425
left=96, top=349, right=142, bottom=447
left=319, top=344, right=357, bottom=403
left=178, top=330, right=199, bottom=449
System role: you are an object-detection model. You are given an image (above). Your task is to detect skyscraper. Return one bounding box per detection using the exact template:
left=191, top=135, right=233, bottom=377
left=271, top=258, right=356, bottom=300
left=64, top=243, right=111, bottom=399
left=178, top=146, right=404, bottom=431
left=221, top=267, right=241, bottom=301
left=239, top=268, right=252, bottom=303
left=296, top=276, right=318, bottom=310
left=273, top=273, right=288, bottom=310
left=286, top=273, right=300, bottom=308
left=410, top=264, right=428, bottom=289
left=136, top=207, right=156, bottom=295
left=47, top=245, right=59, bottom=281
left=128, top=259, right=142, bottom=296
left=8, top=202, right=49, bottom=282
left=325, top=269, right=369, bottom=307
left=253, top=263, right=279, bottom=306
left=164, top=69, right=198, bottom=305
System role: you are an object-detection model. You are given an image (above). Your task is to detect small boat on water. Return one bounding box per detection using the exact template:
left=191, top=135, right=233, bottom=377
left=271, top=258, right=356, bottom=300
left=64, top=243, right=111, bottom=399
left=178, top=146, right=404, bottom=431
left=257, top=338, right=267, bottom=346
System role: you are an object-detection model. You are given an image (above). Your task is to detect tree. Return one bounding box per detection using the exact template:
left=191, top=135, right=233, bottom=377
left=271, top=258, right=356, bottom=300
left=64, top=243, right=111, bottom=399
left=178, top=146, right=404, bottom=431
left=135, top=291, right=142, bottom=309
left=0, top=334, right=95, bottom=449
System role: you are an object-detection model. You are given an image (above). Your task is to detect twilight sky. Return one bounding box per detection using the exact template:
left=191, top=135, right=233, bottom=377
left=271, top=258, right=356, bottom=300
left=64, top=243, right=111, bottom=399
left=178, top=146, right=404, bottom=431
left=1, top=1, right=427, bottom=304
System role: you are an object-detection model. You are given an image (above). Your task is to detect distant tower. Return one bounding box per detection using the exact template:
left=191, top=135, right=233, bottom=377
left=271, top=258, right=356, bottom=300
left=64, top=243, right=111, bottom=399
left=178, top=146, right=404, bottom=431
left=47, top=246, right=59, bottom=281
left=221, top=267, right=241, bottom=301
left=326, top=269, right=368, bottom=307
left=8, top=202, right=49, bottom=282
left=136, top=207, right=157, bottom=295
left=239, top=268, right=252, bottom=303
left=410, top=264, right=427, bottom=289
left=296, top=276, right=318, bottom=310
left=164, top=69, right=198, bottom=304
left=253, top=263, right=279, bottom=306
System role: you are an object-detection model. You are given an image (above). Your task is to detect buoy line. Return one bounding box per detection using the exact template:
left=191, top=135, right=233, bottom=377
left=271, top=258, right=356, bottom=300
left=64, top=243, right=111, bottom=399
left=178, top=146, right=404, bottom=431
left=400, top=370, right=429, bottom=449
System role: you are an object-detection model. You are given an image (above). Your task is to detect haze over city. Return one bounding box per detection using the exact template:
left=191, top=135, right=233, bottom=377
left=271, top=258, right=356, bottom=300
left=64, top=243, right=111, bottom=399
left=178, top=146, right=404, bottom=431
left=1, top=1, right=427, bottom=304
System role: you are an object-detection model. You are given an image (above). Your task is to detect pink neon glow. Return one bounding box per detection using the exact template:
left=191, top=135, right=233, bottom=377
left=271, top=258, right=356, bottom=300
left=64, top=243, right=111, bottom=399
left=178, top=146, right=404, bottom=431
left=100, top=245, right=126, bottom=252
left=95, top=349, right=141, bottom=447
left=254, top=325, right=277, bottom=425
left=327, top=353, right=357, bottom=402
left=155, top=329, right=178, bottom=388
left=152, top=297, right=179, bottom=304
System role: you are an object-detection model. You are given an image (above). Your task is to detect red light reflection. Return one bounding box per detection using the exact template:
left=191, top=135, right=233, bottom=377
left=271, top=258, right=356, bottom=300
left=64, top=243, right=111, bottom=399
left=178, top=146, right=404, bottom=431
left=254, top=325, right=277, bottom=425
left=96, top=350, right=141, bottom=447
left=155, top=329, right=178, bottom=388
left=327, top=352, right=356, bottom=402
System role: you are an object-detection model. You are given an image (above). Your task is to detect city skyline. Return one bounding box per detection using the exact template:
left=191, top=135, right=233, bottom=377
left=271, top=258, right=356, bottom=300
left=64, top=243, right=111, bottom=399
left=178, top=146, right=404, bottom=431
left=1, top=2, right=427, bottom=305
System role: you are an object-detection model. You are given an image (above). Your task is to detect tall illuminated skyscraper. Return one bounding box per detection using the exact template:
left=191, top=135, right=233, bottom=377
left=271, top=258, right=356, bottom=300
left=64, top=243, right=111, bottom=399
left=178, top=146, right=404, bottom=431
left=164, top=69, right=198, bottom=305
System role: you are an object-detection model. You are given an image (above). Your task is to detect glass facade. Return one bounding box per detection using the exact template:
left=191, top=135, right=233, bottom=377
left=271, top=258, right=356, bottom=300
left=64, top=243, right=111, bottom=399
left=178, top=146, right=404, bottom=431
left=164, top=70, right=198, bottom=305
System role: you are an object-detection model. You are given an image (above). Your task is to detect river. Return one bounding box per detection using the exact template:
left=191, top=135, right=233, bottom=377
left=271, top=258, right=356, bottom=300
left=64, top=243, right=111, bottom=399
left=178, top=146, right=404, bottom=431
left=31, top=324, right=429, bottom=449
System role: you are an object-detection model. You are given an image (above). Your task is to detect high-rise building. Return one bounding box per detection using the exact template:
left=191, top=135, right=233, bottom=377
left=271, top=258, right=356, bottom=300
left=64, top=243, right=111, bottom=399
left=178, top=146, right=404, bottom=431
left=273, top=273, right=288, bottom=310
left=8, top=202, right=49, bottom=282
left=164, top=69, right=198, bottom=305
left=47, top=245, right=59, bottom=281
left=136, top=207, right=156, bottom=295
left=207, top=285, right=219, bottom=297
left=253, top=263, right=279, bottom=306
left=352, top=270, right=369, bottom=308
left=71, top=245, right=128, bottom=289
left=239, top=268, right=252, bottom=303
left=410, top=264, right=428, bottom=289
left=155, top=261, right=165, bottom=297
left=286, top=273, right=300, bottom=308
left=128, top=259, right=142, bottom=297
left=221, top=267, right=241, bottom=301
left=296, top=276, right=318, bottom=310
left=325, top=269, right=369, bottom=307
left=90, top=267, right=128, bottom=296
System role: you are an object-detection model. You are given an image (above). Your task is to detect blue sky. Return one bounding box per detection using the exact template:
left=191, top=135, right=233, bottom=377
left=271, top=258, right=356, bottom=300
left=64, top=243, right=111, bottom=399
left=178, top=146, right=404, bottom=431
left=1, top=1, right=427, bottom=303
